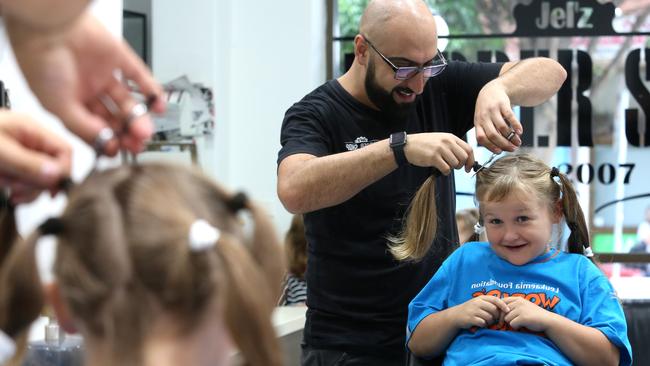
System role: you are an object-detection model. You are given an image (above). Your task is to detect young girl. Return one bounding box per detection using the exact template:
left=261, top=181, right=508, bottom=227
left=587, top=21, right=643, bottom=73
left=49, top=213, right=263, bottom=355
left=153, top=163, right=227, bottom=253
left=0, top=163, right=285, bottom=366
left=394, top=154, right=632, bottom=365
left=279, top=214, right=307, bottom=306
left=455, top=208, right=483, bottom=245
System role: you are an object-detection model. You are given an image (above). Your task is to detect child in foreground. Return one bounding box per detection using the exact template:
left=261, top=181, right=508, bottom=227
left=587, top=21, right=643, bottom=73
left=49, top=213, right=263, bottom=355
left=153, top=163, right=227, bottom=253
left=0, top=163, right=285, bottom=366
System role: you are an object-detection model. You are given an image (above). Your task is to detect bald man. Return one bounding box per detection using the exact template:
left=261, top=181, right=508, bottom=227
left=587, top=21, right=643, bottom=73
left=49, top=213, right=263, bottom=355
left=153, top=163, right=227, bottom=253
left=277, top=0, right=566, bottom=364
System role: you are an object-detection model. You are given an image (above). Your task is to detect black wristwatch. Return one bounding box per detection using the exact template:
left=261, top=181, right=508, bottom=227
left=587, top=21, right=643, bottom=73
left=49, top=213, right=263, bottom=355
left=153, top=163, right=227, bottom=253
left=389, top=131, right=408, bottom=167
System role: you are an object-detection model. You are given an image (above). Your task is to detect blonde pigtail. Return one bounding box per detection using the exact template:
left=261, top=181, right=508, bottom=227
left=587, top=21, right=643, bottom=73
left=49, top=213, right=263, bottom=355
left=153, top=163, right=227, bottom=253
left=216, top=233, right=282, bottom=366
left=55, top=186, right=142, bottom=365
left=244, top=200, right=285, bottom=303
left=388, top=175, right=438, bottom=261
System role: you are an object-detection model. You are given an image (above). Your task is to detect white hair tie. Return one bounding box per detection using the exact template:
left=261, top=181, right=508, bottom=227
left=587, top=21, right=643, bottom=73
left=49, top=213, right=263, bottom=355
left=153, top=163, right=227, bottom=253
left=584, top=247, right=594, bottom=258
left=473, top=222, right=485, bottom=235
left=189, top=220, right=220, bottom=252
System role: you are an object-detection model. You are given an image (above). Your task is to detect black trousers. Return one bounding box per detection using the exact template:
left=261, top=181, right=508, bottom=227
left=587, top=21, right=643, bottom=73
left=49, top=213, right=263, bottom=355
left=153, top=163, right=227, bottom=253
left=300, top=345, right=407, bottom=366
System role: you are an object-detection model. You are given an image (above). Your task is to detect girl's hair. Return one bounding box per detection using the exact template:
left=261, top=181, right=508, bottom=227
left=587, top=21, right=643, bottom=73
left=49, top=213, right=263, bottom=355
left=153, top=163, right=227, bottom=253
left=0, top=193, right=38, bottom=366
left=474, top=153, right=590, bottom=255
left=389, top=153, right=591, bottom=261
left=284, top=214, right=307, bottom=278
left=0, top=163, right=285, bottom=366
left=388, top=176, right=438, bottom=260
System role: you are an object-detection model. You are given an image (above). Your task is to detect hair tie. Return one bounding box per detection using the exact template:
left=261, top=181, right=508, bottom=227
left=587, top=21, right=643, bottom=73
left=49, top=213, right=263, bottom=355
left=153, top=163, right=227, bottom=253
left=473, top=222, right=485, bottom=235
left=550, top=167, right=560, bottom=177
left=226, top=192, right=248, bottom=213
left=38, top=218, right=64, bottom=236
left=583, top=246, right=594, bottom=258
left=58, top=177, right=75, bottom=193
left=188, top=219, right=220, bottom=252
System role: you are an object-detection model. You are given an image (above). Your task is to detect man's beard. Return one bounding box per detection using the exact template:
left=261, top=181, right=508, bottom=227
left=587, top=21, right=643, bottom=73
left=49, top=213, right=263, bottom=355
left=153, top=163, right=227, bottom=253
left=364, top=60, right=417, bottom=122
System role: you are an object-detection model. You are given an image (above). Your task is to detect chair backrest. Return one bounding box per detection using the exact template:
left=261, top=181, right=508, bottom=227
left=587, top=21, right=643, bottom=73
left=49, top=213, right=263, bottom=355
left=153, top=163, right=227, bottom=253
left=623, top=299, right=650, bottom=366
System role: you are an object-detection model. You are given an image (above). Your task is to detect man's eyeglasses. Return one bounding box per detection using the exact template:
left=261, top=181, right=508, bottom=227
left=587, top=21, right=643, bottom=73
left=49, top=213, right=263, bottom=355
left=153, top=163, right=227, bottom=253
left=363, top=36, right=447, bottom=81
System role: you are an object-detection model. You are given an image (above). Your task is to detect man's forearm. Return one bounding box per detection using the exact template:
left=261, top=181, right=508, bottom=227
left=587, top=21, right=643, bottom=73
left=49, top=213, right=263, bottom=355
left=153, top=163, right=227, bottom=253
left=277, top=139, right=397, bottom=214
left=497, top=57, right=567, bottom=106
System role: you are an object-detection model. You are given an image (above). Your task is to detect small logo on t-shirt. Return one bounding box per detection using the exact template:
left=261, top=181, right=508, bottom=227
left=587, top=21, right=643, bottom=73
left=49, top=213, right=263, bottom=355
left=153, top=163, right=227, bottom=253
left=345, top=136, right=378, bottom=151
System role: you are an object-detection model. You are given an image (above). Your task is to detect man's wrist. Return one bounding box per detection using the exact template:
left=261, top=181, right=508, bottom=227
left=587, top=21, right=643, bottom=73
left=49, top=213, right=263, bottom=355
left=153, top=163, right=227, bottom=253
left=389, top=131, right=408, bottom=167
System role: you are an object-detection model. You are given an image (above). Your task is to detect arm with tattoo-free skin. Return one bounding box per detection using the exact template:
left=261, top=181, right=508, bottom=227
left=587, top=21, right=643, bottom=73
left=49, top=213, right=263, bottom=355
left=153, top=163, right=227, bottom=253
left=0, top=0, right=88, bottom=32
left=0, top=111, right=72, bottom=203
left=474, top=57, right=567, bottom=153
left=277, top=132, right=474, bottom=214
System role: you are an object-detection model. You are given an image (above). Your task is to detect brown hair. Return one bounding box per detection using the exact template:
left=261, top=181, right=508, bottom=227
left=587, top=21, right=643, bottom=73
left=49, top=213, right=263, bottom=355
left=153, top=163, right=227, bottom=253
left=456, top=208, right=481, bottom=245
left=0, top=193, right=40, bottom=366
left=0, top=163, right=285, bottom=366
left=284, top=214, right=307, bottom=279
left=475, top=154, right=590, bottom=255
left=390, top=153, right=591, bottom=261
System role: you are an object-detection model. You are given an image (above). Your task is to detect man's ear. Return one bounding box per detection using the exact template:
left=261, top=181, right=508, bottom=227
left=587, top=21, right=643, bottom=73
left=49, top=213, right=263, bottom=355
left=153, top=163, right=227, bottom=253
left=43, top=282, right=77, bottom=334
left=354, top=34, right=369, bottom=66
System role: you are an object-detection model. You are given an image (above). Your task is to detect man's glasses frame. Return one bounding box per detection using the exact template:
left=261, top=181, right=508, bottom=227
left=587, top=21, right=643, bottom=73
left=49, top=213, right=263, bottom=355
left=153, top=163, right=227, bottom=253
left=363, top=36, right=447, bottom=81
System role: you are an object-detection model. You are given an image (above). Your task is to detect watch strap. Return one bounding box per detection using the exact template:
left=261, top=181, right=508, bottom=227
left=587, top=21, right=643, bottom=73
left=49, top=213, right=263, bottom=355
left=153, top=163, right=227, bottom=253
left=389, top=132, right=408, bottom=167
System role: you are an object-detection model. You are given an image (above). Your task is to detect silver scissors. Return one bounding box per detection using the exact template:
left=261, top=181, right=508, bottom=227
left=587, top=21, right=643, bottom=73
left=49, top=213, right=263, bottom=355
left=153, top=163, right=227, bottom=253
left=471, top=130, right=516, bottom=178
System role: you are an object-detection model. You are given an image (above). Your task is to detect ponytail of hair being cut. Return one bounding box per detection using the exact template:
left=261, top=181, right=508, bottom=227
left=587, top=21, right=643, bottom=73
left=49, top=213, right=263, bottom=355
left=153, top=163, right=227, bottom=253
left=388, top=175, right=438, bottom=261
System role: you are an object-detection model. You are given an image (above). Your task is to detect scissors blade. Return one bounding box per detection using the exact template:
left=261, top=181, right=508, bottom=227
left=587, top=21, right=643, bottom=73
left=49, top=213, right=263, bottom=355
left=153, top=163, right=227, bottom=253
left=470, top=152, right=498, bottom=178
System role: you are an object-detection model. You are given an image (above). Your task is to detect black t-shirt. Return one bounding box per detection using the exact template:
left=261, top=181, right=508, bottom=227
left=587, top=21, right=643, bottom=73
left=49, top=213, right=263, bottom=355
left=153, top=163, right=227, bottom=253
left=277, top=61, right=502, bottom=356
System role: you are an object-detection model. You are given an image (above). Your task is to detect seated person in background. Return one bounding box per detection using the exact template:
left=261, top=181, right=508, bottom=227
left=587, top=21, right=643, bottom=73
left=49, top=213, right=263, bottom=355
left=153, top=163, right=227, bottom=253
left=628, top=225, right=650, bottom=276
left=279, top=214, right=308, bottom=306
left=636, top=205, right=650, bottom=244
left=391, top=153, right=632, bottom=365
left=455, top=208, right=483, bottom=245
left=0, top=163, right=285, bottom=366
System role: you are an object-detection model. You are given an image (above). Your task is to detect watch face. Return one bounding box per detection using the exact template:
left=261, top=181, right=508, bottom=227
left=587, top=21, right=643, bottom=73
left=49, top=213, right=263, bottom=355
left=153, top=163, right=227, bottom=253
left=391, top=132, right=406, bottom=146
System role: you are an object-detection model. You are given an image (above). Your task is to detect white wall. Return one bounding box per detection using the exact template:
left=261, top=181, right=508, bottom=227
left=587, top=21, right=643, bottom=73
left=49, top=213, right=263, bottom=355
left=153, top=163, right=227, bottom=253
left=152, top=0, right=327, bottom=233
left=0, top=0, right=123, bottom=234
left=0, top=0, right=326, bottom=236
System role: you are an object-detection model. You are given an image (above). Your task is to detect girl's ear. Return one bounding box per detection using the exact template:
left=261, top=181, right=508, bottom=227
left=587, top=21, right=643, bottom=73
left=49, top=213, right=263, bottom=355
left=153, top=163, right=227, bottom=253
left=43, top=282, right=77, bottom=334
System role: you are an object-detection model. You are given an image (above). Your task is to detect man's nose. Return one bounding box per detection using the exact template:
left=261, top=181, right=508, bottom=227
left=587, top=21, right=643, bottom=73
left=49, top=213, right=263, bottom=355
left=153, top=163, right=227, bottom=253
left=404, top=71, right=426, bottom=94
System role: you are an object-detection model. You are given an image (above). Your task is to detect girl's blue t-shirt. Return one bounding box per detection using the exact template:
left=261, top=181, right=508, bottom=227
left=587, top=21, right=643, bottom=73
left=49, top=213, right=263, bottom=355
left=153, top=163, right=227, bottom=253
left=407, top=241, right=632, bottom=366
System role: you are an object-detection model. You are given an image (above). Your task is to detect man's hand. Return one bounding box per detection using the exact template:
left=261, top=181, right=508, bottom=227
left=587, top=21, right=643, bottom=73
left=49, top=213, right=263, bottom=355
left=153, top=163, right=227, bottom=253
left=6, top=12, right=166, bottom=156
left=404, top=132, right=475, bottom=174
left=0, top=111, right=72, bottom=203
left=474, top=78, right=522, bottom=153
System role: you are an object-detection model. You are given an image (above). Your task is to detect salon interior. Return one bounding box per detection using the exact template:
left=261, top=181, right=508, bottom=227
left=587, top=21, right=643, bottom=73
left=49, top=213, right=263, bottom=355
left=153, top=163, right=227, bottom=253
left=1, top=0, right=650, bottom=365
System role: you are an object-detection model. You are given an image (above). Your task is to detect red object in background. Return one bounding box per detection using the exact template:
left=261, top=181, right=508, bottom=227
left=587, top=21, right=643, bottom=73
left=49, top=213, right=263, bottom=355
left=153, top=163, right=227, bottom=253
left=598, top=263, right=645, bottom=278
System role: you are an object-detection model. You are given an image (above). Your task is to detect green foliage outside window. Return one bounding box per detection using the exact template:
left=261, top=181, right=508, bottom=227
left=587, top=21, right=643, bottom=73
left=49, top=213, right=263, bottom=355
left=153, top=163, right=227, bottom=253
left=336, top=0, right=509, bottom=68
